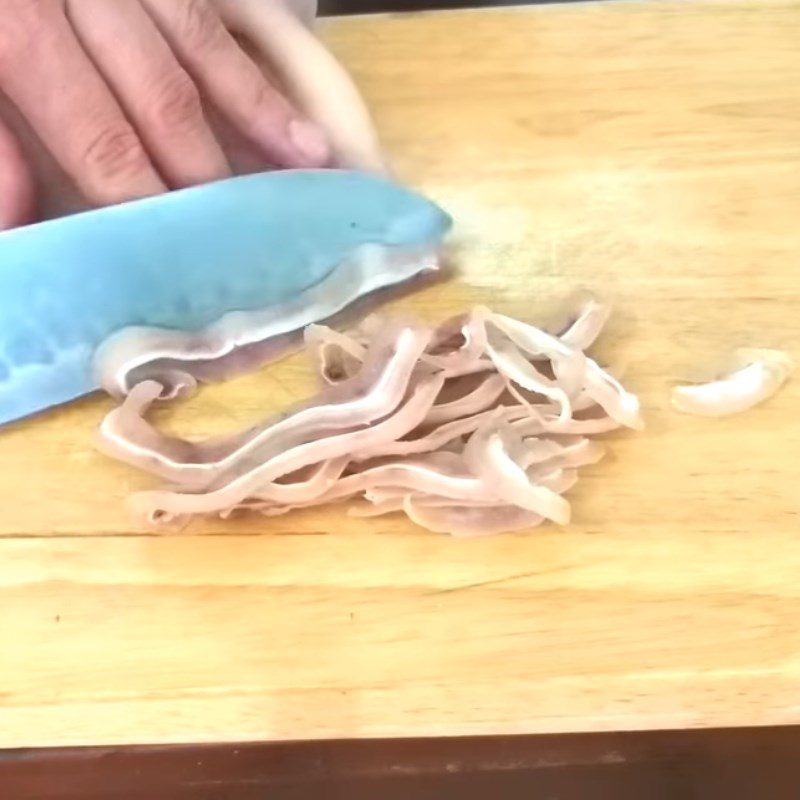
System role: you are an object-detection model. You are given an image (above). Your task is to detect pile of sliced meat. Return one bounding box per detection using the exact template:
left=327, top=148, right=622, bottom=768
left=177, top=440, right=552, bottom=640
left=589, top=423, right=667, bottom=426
left=98, top=295, right=644, bottom=536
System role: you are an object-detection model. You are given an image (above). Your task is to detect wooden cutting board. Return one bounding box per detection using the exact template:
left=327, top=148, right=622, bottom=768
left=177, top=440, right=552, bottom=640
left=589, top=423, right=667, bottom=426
left=1, top=0, right=799, bottom=747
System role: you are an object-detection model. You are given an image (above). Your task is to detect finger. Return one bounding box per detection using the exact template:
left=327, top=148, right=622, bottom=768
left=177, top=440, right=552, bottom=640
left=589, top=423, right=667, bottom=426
left=66, top=0, right=230, bottom=189
left=140, top=0, right=329, bottom=168
left=279, top=0, right=318, bottom=29
left=0, top=113, right=34, bottom=228
left=0, top=2, right=165, bottom=206
left=202, top=103, right=277, bottom=176
left=0, top=89, right=91, bottom=220
left=217, top=0, right=386, bottom=173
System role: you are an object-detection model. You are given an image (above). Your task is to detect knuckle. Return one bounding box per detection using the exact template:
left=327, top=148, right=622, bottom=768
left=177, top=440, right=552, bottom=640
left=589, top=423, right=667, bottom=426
left=149, top=72, right=203, bottom=131
left=173, top=0, right=225, bottom=52
left=80, top=122, right=151, bottom=190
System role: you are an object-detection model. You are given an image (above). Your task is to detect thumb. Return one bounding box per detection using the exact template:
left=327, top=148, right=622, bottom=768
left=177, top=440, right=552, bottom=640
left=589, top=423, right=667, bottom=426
left=0, top=114, right=35, bottom=230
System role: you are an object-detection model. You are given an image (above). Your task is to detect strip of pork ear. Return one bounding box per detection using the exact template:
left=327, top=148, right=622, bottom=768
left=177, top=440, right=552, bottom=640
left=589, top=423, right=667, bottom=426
left=481, top=308, right=579, bottom=362
left=217, top=458, right=352, bottom=518
left=516, top=436, right=605, bottom=471
left=228, top=452, right=489, bottom=520
left=482, top=325, right=574, bottom=424
left=269, top=452, right=490, bottom=513
left=535, top=467, right=580, bottom=495
left=403, top=497, right=546, bottom=538
left=307, top=310, right=490, bottom=386
left=98, top=323, right=432, bottom=489
left=553, top=292, right=612, bottom=351
left=424, top=312, right=471, bottom=354
left=391, top=494, right=504, bottom=510
left=126, top=371, right=446, bottom=525
left=463, top=421, right=572, bottom=525
left=216, top=457, right=350, bottom=518
left=421, top=313, right=492, bottom=377
left=424, top=374, right=507, bottom=426
left=514, top=437, right=567, bottom=467
left=510, top=413, right=621, bottom=437
left=250, top=457, right=349, bottom=504
left=348, top=497, right=408, bottom=517
left=582, top=357, right=643, bottom=429
left=525, top=442, right=606, bottom=479
left=348, top=313, right=387, bottom=346
left=349, top=490, right=547, bottom=537
left=498, top=427, right=596, bottom=487
left=672, top=348, right=794, bottom=417
left=349, top=404, right=531, bottom=462
left=308, top=314, right=416, bottom=385
left=481, top=308, right=642, bottom=430
left=305, top=324, right=367, bottom=384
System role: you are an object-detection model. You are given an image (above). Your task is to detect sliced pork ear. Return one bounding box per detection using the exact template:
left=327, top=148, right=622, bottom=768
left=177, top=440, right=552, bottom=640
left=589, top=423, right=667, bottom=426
left=463, top=423, right=571, bottom=525
left=305, top=324, right=367, bottom=384
left=98, top=296, right=643, bottom=536
left=98, top=323, right=432, bottom=488
left=672, top=349, right=794, bottom=417
left=551, top=290, right=612, bottom=351
left=424, top=374, right=507, bottom=426
left=403, top=498, right=545, bottom=538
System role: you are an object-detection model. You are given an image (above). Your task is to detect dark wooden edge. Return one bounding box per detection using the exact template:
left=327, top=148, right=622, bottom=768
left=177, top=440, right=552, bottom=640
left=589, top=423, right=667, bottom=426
left=318, top=0, right=590, bottom=17
left=3, top=726, right=800, bottom=799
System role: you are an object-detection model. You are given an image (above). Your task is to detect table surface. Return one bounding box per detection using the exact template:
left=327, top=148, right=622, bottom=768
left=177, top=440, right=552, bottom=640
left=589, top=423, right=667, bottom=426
left=1, top=0, right=799, bottom=748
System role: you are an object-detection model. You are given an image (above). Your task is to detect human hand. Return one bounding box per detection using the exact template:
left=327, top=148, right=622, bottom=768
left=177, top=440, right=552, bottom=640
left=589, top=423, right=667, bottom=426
left=0, top=0, right=384, bottom=228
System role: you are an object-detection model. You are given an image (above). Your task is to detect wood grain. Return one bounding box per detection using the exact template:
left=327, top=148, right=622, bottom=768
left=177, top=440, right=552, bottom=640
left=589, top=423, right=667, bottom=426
left=1, top=0, right=799, bottom=747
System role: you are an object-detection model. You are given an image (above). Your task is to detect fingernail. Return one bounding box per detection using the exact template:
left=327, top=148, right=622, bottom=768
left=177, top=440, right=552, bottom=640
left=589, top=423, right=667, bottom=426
left=288, top=119, right=330, bottom=166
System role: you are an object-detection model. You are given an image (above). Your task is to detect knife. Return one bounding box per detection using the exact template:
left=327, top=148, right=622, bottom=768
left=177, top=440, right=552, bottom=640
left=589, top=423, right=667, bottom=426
left=0, top=169, right=451, bottom=427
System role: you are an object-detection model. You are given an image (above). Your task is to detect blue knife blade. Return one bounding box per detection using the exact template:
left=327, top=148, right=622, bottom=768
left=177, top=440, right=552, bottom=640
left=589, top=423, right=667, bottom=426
left=0, top=169, right=451, bottom=426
